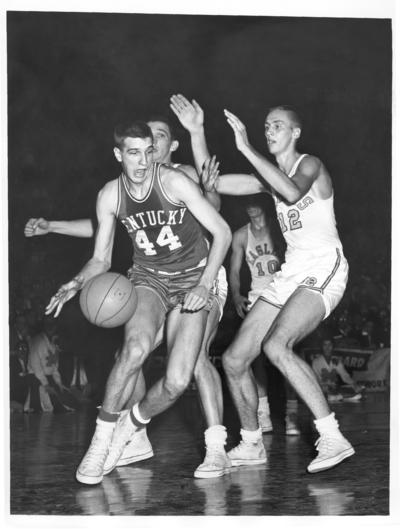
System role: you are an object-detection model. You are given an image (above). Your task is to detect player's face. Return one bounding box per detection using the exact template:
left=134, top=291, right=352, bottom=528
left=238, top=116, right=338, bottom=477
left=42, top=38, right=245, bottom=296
left=114, top=137, right=154, bottom=183
left=246, top=204, right=263, bottom=218
left=147, top=121, right=178, bottom=164
left=264, top=109, right=299, bottom=155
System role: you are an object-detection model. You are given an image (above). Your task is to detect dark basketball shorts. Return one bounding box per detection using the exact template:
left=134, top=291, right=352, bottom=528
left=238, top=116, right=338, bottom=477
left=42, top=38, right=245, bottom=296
left=127, top=262, right=222, bottom=313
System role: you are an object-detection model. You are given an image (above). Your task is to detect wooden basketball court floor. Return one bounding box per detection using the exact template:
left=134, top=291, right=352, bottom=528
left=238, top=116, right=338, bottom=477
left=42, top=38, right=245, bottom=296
left=9, top=391, right=390, bottom=517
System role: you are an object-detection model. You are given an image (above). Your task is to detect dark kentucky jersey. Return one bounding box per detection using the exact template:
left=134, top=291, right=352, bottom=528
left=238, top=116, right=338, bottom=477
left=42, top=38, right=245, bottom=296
left=117, top=163, right=209, bottom=273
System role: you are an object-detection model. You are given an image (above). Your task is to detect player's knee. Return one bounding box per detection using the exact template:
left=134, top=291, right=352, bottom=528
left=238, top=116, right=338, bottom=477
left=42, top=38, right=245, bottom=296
left=222, top=348, right=247, bottom=377
left=163, top=370, right=192, bottom=400
left=119, top=336, right=148, bottom=372
left=262, top=333, right=294, bottom=367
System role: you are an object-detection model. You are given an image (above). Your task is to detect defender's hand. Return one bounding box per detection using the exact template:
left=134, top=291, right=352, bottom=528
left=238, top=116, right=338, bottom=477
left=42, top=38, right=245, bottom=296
left=170, top=94, right=204, bottom=133
left=201, top=156, right=220, bottom=192
left=233, top=295, right=250, bottom=319
left=224, top=109, right=250, bottom=152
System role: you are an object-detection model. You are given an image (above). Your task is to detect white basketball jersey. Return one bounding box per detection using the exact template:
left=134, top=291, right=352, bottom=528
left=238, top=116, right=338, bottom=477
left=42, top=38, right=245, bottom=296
left=273, top=154, right=342, bottom=257
left=245, top=224, right=280, bottom=292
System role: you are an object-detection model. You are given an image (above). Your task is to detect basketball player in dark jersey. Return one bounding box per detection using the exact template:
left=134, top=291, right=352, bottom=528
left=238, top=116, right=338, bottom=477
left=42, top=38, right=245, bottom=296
left=25, top=117, right=231, bottom=479
left=46, top=121, right=231, bottom=484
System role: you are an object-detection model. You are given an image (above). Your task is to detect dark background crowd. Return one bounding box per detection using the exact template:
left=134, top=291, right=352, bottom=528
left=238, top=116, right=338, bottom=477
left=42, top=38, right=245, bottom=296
left=7, top=11, right=391, bottom=411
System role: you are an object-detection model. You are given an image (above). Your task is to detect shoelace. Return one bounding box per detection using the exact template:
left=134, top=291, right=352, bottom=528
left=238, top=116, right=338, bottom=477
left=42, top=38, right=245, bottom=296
left=314, top=436, right=336, bottom=454
left=81, top=435, right=110, bottom=470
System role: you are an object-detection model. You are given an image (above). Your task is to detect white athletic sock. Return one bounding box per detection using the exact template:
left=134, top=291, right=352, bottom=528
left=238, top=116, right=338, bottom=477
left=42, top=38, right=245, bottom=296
left=204, top=425, right=227, bottom=448
left=241, top=427, right=263, bottom=443
left=258, top=396, right=270, bottom=414
left=95, top=418, right=116, bottom=434
left=314, top=412, right=342, bottom=437
left=131, top=402, right=151, bottom=425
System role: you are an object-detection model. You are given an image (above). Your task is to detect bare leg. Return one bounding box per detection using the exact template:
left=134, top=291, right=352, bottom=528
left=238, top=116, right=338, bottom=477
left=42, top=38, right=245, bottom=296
left=262, top=289, right=330, bottom=419
left=138, top=309, right=208, bottom=419
left=102, top=289, right=165, bottom=413
left=194, top=302, right=223, bottom=426
left=123, top=325, right=165, bottom=409
left=222, top=300, right=280, bottom=431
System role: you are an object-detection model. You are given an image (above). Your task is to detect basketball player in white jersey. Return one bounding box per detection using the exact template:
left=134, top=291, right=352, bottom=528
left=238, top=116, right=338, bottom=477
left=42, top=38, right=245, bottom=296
left=200, top=104, right=354, bottom=473
left=45, top=121, right=231, bottom=484
left=230, top=195, right=299, bottom=435
left=25, top=117, right=232, bottom=480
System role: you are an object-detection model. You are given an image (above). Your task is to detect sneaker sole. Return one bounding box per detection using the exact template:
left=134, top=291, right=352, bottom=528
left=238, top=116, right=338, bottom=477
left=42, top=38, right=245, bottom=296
left=229, top=457, right=267, bottom=467
left=76, top=470, right=103, bottom=485
left=307, top=447, right=355, bottom=473
left=286, top=429, right=300, bottom=436
left=116, top=448, right=154, bottom=467
left=194, top=466, right=233, bottom=479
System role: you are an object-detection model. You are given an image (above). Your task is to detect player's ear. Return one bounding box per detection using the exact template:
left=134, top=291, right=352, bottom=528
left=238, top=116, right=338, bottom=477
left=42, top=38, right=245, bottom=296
left=114, top=147, right=122, bottom=162
left=292, top=128, right=301, bottom=139
left=170, top=139, right=179, bottom=152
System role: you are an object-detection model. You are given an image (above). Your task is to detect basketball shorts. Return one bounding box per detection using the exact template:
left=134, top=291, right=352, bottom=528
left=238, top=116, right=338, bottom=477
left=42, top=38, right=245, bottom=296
left=127, top=262, right=221, bottom=313
left=259, top=247, right=348, bottom=319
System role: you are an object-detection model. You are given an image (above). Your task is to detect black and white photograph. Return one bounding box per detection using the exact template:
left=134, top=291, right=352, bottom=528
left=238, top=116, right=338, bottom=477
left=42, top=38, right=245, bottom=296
left=3, top=1, right=398, bottom=526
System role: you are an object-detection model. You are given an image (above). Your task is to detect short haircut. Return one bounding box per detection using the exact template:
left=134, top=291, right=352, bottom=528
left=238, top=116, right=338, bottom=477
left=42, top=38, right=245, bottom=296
left=147, top=114, right=177, bottom=141
left=113, top=120, right=153, bottom=148
left=267, top=105, right=302, bottom=129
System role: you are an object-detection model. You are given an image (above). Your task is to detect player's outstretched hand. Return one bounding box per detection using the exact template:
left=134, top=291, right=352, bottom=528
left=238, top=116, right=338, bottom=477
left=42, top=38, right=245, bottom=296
left=201, top=156, right=220, bottom=192
left=45, top=278, right=82, bottom=318
left=233, top=294, right=250, bottom=319
left=224, top=109, right=250, bottom=152
left=170, top=94, right=204, bottom=133
left=183, top=284, right=209, bottom=312
left=24, top=217, right=50, bottom=237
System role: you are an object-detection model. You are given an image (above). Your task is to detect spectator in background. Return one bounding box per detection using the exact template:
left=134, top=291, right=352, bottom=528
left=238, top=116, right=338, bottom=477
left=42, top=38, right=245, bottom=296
left=9, top=316, right=41, bottom=413
left=27, top=318, right=78, bottom=412
left=312, top=337, right=363, bottom=403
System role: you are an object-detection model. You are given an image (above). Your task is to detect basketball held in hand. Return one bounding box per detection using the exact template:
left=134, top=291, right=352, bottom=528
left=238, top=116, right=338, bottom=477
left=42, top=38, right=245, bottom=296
left=79, top=272, right=137, bottom=328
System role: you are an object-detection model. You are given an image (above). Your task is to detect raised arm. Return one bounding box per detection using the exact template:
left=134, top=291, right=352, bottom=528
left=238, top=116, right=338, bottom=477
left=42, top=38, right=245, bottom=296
left=170, top=94, right=221, bottom=211
left=229, top=228, right=250, bottom=318
left=164, top=169, right=231, bottom=311
left=224, top=109, right=323, bottom=203
left=45, top=181, right=118, bottom=317
left=24, top=218, right=94, bottom=238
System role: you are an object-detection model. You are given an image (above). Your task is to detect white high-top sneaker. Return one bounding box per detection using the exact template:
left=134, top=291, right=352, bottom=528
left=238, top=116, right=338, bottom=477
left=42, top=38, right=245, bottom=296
left=103, top=411, right=139, bottom=475
left=194, top=446, right=232, bottom=478
left=76, top=421, right=115, bottom=485
left=307, top=434, right=355, bottom=473
left=227, top=439, right=267, bottom=467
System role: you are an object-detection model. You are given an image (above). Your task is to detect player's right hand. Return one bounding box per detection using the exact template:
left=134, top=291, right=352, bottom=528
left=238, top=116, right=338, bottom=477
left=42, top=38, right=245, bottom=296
left=170, top=94, right=204, bottom=133
left=45, top=279, right=81, bottom=318
left=24, top=217, right=50, bottom=237
left=201, top=156, right=220, bottom=192
left=224, top=109, right=251, bottom=152
left=233, top=295, right=250, bottom=319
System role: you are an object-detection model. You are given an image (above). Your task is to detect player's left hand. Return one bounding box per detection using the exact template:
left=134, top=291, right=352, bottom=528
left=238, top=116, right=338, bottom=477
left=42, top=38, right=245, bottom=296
left=183, top=284, right=209, bottom=312
left=201, top=156, right=220, bottom=192
left=170, top=94, right=204, bottom=133
left=224, top=109, right=250, bottom=152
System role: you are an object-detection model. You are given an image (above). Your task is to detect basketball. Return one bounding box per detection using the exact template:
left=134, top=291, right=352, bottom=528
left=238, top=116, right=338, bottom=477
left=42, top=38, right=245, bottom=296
left=79, top=272, right=137, bottom=328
